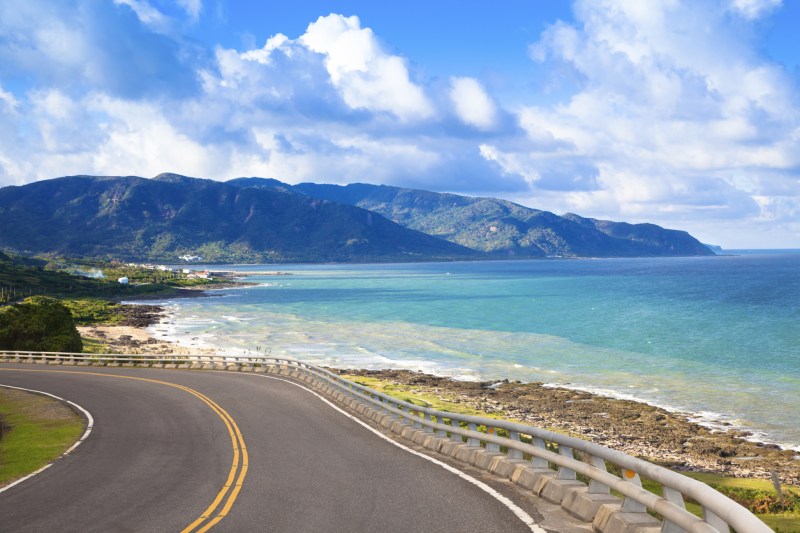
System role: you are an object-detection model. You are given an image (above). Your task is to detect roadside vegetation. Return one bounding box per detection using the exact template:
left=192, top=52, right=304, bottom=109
left=0, top=251, right=226, bottom=352
left=60, top=299, right=127, bottom=326
left=344, top=373, right=799, bottom=531
left=0, top=296, right=82, bottom=352
left=0, top=387, right=85, bottom=487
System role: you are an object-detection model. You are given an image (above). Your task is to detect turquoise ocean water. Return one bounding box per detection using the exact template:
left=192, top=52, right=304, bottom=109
left=140, top=252, right=800, bottom=449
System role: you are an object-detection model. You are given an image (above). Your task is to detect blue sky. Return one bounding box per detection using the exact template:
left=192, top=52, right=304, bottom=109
left=0, top=0, right=798, bottom=248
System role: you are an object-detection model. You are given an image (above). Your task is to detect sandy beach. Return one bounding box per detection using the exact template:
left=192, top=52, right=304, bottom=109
left=78, top=324, right=221, bottom=356
left=82, top=302, right=799, bottom=487
left=77, top=303, right=219, bottom=356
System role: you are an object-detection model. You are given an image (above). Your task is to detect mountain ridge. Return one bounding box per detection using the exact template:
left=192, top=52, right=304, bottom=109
left=0, top=173, right=713, bottom=262
left=288, top=182, right=713, bottom=258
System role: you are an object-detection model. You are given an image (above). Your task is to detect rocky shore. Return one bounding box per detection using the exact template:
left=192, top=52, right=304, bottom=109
left=336, top=369, right=800, bottom=486
left=114, top=303, right=165, bottom=328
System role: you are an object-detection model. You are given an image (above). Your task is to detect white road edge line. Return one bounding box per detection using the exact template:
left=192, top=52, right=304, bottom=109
left=257, top=374, right=546, bottom=533
left=0, top=384, right=94, bottom=494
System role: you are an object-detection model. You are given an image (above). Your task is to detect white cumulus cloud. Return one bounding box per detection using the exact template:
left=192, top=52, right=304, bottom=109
left=299, top=14, right=434, bottom=121
left=177, top=0, right=202, bottom=21
left=86, top=95, right=223, bottom=178
left=240, top=34, right=290, bottom=65
left=730, top=0, right=782, bottom=19
left=450, top=77, right=497, bottom=130
left=0, top=84, right=19, bottom=112
left=113, top=0, right=170, bottom=32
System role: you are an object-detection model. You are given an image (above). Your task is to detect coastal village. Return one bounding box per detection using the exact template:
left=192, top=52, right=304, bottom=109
left=117, top=262, right=214, bottom=284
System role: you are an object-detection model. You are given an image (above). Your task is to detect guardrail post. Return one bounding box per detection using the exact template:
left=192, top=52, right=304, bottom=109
left=435, top=417, right=448, bottom=437
left=486, top=428, right=500, bottom=452
left=507, top=431, right=523, bottom=459
left=702, top=507, right=730, bottom=533
left=531, top=437, right=549, bottom=468
left=422, top=413, right=434, bottom=433
left=556, top=445, right=577, bottom=480
left=587, top=455, right=610, bottom=494
left=619, top=470, right=647, bottom=513
left=377, top=397, right=389, bottom=415
left=449, top=420, right=462, bottom=442
left=467, top=423, right=480, bottom=447
left=661, top=486, right=690, bottom=533
left=411, top=409, right=423, bottom=429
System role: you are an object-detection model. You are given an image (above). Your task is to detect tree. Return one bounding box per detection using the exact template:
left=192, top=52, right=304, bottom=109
left=0, top=296, right=82, bottom=352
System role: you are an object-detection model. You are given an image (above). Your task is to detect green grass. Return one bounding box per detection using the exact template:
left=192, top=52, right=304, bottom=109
left=0, top=388, right=85, bottom=487
left=684, top=472, right=799, bottom=495
left=344, top=374, right=507, bottom=418
left=682, top=473, right=800, bottom=531
left=758, top=514, right=800, bottom=532
left=80, top=335, right=112, bottom=353
left=62, top=298, right=126, bottom=326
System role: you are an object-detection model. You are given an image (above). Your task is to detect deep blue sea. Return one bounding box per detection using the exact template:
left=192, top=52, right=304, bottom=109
left=141, top=252, right=800, bottom=449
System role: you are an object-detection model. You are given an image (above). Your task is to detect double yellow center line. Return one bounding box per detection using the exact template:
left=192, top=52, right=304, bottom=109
left=0, top=368, right=247, bottom=532
left=178, top=377, right=248, bottom=533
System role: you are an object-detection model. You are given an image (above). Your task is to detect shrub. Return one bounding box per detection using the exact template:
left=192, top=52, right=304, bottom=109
left=0, top=296, right=82, bottom=352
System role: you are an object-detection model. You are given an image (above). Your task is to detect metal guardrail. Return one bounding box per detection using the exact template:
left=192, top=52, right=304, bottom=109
left=1, top=351, right=772, bottom=533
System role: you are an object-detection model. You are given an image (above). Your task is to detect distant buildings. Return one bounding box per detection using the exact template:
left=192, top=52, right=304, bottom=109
left=121, top=262, right=212, bottom=281
left=126, top=263, right=175, bottom=272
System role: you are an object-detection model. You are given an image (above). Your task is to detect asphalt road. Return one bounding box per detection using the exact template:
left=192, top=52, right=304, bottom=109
left=0, top=365, right=545, bottom=532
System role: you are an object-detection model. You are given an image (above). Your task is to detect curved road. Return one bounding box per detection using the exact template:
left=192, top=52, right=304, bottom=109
left=0, top=365, right=553, bottom=532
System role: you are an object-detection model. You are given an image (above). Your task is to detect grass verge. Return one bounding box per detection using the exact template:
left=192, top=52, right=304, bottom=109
left=344, top=374, right=505, bottom=417
left=0, top=387, right=85, bottom=488
left=80, top=335, right=112, bottom=353
left=681, top=473, right=800, bottom=532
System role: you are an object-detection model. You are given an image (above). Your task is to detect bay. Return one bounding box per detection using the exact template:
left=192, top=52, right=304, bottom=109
left=143, top=253, right=800, bottom=450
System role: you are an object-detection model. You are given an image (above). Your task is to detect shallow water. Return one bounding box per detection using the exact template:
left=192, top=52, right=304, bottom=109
left=140, top=253, right=800, bottom=449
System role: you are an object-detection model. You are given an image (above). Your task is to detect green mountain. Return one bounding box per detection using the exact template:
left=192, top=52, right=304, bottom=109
left=290, top=182, right=713, bottom=258
left=0, top=174, right=479, bottom=262
left=0, top=173, right=711, bottom=262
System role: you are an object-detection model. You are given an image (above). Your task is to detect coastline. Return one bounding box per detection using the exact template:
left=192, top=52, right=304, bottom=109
left=78, top=302, right=220, bottom=356
left=109, top=281, right=258, bottom=302
left=336, top=369, right=799, bottom=486
left=84, top=301, right=799, bottom=486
